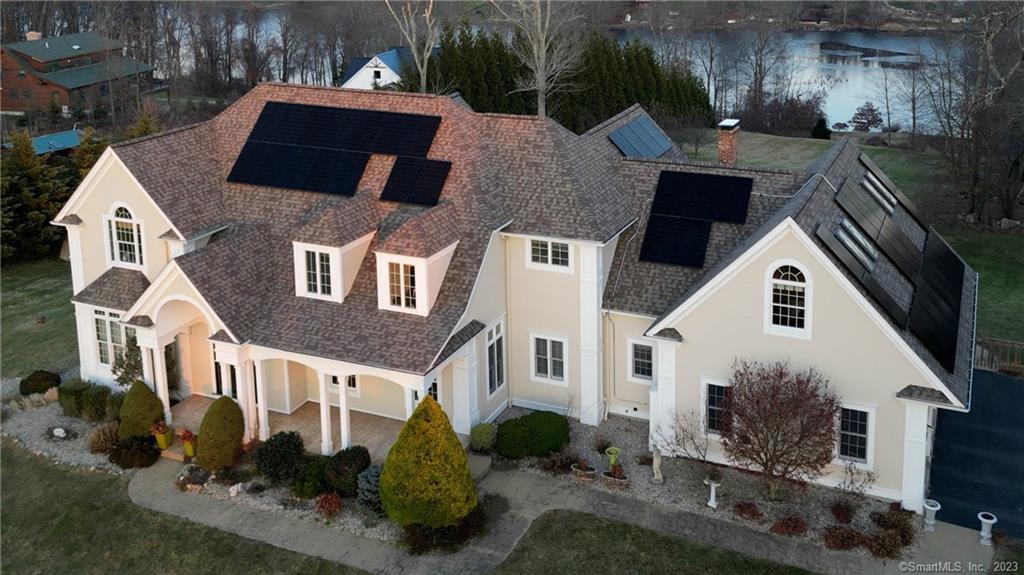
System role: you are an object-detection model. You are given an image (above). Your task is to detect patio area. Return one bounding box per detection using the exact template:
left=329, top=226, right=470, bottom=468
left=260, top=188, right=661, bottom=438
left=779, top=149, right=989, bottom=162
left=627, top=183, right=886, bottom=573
left=170, top=395, right=405, bottom=461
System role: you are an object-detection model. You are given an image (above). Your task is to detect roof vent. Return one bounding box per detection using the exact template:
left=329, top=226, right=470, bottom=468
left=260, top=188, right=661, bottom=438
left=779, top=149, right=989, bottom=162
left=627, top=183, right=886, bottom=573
left=72, top=44, right=81, bottom=50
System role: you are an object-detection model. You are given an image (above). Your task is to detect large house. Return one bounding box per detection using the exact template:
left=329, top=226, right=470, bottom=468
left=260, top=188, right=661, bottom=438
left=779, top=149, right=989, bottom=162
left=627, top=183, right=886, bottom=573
left=340, top=47, right=411, bottom=90
left=53, top=84, right=976, bottom=514
left=1, top=31, right=153, bottom=115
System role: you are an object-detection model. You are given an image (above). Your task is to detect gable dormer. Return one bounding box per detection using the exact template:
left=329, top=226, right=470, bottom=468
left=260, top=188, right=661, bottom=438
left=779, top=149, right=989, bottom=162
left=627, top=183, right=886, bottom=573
left=291, top=197, right=378, bottom=304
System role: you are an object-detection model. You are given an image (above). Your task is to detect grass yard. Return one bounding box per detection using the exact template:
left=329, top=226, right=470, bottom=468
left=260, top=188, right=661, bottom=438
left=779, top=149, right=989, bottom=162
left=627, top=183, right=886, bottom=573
left=0, top=439, right=365, bottom=575
left=494, top=508, right=810, bottom=575
left=1, top=259, right=78, bottom=378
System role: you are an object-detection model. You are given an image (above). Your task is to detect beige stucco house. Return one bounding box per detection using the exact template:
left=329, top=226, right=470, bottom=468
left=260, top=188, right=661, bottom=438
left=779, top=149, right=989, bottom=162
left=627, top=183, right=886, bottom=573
left=53, top=84, right=975, bottom=513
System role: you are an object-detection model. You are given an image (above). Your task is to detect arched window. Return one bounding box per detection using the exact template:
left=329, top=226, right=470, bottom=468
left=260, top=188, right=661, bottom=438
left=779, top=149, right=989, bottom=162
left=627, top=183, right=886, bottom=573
left=107, top=206, right=143, bottom=266
left=770, top=264, right=807, bottom=330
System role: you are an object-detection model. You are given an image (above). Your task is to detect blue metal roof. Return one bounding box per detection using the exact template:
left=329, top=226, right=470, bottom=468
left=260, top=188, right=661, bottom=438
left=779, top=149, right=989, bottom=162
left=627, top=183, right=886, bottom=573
left=376, top=47, right=413, bottom=73
left=341, top=57, right=371, bottom=85
left=2, top=129, right=82, bottom=155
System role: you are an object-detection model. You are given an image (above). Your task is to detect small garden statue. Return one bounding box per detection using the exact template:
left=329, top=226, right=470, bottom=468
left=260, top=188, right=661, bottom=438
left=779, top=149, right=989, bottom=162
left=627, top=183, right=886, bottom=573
left=605, top=446, right=621, bottom=467
left=703, top=466, right=723, bottom=509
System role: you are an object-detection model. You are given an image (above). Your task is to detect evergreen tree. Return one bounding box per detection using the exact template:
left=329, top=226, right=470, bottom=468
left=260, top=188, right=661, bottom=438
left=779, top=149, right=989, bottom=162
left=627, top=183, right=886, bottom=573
left=124, top=109, right=160, bottom=140
left=811, top=117, right=832, bottom=140
left=48, top=94, right=63, bottom=126
left=72, top=128, right=109, bottom=180
left=0, top=131, right=71, bottom=260
left=850, top=102, right=883, bottom=132
left=112, top=335, right=144, bottom=388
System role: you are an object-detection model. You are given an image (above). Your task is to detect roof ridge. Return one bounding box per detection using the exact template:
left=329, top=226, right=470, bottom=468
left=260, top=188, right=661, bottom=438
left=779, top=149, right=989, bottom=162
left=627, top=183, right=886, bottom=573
left=623, top=156, right=799, bottom=177
left=262, top=81, right=443, bottom=100
left=582, top=103, right=643, bottom=135
left=111, top=120, right=210, bottom=149
left=478, top=111, right=541, bottom=120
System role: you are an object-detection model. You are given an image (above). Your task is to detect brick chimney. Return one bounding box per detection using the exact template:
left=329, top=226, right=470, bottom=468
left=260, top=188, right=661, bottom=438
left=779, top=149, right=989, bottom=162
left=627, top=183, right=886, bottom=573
left=25, top=31, right=43, bottom=41
left=717, top=119, right=740, bottom=166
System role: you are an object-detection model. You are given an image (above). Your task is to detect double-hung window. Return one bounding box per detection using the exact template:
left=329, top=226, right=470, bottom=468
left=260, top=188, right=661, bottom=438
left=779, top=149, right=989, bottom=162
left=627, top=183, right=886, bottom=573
left=767, top=263, right=810, bottom=338
left=529, top=239, right=571, bottom=270
left=839, top=407, right=870, bottom=463
left=305, top=250, right=332, bottom=296
left=532, top=335, right=566, bottom=385
left=486, top=322, right=505, bottom=395
left=705, top=383, right=732, bottom=434
left=106, top=206, right=143, bottom=268
left=94, top=310, right=134, bottom=366
left=388, top=262, right=417, bottom=309
left=293, top=242, right=342, bottom=303
left=629, top=341, right=653, bottom=383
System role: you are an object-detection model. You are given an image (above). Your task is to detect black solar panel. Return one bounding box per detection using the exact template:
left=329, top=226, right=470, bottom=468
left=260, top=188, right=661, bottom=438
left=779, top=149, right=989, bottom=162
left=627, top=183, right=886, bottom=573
left=249, top=101, right=441, bottom=157
left=816, top=225, right=909, bottom=327
left=651, top=171, right=753, bottom=224
left=380, top=156, right=452, bottom=206
left=837, top=179, right=886, bottom=237
left=227, top=141, right=370, bottom=196
left=860, top=153, right=925, bottom=226
left=877, top=217, right=923, bottom=280
left=608, top=116, right=673, bottom=158
left=638, top=215, right=711, bottom=267
left=907, top=232, right=965, bottom=372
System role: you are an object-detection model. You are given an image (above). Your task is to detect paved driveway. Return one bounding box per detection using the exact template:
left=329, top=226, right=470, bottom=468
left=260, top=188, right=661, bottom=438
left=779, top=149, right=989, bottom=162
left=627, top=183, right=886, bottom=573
left=929, top=369, right=1024, bottom=538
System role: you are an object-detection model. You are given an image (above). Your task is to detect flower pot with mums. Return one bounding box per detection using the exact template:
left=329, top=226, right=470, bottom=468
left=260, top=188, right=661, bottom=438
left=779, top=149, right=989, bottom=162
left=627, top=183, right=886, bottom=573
left=180, top=429, right=197, bottom=458
left=150, top=420, right=174, bottom=450
left=602, top=463, right=630, bottom=489
left=571, top=456, right=596, bottom=481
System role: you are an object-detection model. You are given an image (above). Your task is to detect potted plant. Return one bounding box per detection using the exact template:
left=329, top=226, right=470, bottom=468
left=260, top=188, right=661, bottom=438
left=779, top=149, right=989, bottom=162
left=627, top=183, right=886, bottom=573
left=571, top=456, right=596, bottom=481
left=180, top=429, right=197, bottom=458
left=602, top=462, right=630, bottom=489
left=703, top=465, right=723, bottom=509
left=150, top=420, right=174, bottom=450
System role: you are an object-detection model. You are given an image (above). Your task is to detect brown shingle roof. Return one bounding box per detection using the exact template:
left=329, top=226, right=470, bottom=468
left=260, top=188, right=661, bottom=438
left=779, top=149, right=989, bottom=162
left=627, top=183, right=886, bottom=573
left=72, top=267, right=150, bottom=311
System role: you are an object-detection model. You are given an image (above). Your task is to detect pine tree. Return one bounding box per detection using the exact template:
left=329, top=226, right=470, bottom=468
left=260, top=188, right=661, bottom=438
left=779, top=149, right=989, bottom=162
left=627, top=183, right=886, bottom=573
left=48, top=94, right=63, bottom=126
left=73, top=128, right=109, bottom=179
left=124, top=109, right=160, bottom=140
left=0, top=131, right=70, bottom=260
left=112, top=335, right=144, bottom=388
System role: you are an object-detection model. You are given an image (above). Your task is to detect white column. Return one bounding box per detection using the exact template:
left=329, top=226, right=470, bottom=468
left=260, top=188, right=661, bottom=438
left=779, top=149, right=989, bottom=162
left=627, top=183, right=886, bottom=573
left=236, top=360, right=252, bottom=442
left=654, top=339, right=678, bottom=451
left=578, top=243, right=604, bottom=426
left=255, top=359, right=269, bottom=441
left=466, top=340, right=480, bottom=426
left=452, top=358, right=472, bottom=435
left=901, top=402, right=930, bottom=514
left=405, top=386, right=415, bottom=419
left=152, top=344, right=172, bottom=424
left=318, top=372, right=333, bottom=455
left=338, top=375, right=351, bottom=449
left=219, top=361, right=231, bottom=396
left=141, top=345, right=155, bottom=388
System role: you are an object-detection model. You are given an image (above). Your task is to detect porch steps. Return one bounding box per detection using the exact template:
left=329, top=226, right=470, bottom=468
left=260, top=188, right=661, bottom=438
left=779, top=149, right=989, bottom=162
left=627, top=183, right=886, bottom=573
left=160, top=442, right=186, bottom=462
left=468, top=452, right=491, bottom=481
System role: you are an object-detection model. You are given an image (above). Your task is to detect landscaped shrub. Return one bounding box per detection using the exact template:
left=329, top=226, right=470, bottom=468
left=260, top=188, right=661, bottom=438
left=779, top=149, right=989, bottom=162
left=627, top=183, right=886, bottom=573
left=292, top=456, right=332, bottom=499
left=19, top=370, right=60, bottom=395
left=823, top=526, right=865, bottom=550
left=521, top=411, right=570, bottom=455
left=831, top=501, right=854, bottom=524
left=105, top=391, right=125, bottom=422
left=196, top=396, right=244, bottom=471
left=495, top=418, right=532, bottom=459
left=357, top=464, right=384, bottom=517
left=57, top=379, right=90, bottom=417
left=866, top=529, right=904, bottom=559
left=871, top=510, right=915, bottom=546
left=733, top=501, right=764, bottom=521
left=537, top=448, right=577, bottom=475
left=469, top=423, right=496, bottom=453
left=381, top=396, right=477, bottom=528
left=401, top=505, right=486, bottom=555
left=317, top=492, right=343, bottom=518
left=89, top=422, right=121, bottom=454
left=325, top=445, right=371, bottom=497
left=81, top=384, right=110, bottom=421
left=253, top=431, right=306, bottom=483
left=118, top=381, right=164, bottom=439
left=770, top=515, right=808, bottom=537
left=108, top=437, right=160, bottom=469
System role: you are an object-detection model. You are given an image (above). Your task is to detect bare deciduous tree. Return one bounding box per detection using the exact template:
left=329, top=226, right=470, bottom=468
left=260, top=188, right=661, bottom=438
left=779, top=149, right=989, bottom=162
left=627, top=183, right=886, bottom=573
left=720, top=360, right=840, bottom=500
left=872, top=65, right=896, bottom=144
left=896, top=58, right=925, bottom=148
left=386, top=0, right=440, bottom=94
left=654, top=410, right=710, bottom=465
left=490, top=0, right=583, bottom=118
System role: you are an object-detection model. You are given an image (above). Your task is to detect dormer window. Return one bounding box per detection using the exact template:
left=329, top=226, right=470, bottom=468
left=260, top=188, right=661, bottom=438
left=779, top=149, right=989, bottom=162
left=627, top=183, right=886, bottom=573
left=104, top=205, right=143, bottom=269
left=388, top=262, right=416, bottom=309
left=375, top=242, right=458, bottom=317
left=305, top=250, right=332, bottom=296
left=293, top=242, right=343, bottom=303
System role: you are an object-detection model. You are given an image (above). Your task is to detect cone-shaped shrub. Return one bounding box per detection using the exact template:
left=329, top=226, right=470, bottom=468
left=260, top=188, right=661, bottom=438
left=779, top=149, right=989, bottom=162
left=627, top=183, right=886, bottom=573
left=197, top=396, right=244, bottom=471
left=118, top=381, right=164, bottom=439
left=381, top=396, right=477, bottom=527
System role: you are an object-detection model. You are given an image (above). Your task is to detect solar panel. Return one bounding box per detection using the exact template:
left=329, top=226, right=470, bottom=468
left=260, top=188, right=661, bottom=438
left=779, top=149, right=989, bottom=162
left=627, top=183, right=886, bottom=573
left=877, top=217, right=923, bottom=280
left=638, top=215, right=711, bottom=267
left=919, top=232, right=965, bottom=307
left=860, top=153, right=925, bottom=225
left=380, top=156, right=452, bottom=206
left=651, top=171, right=753, bottom=224
left=836, top=179, right=886, bottom=237
left=906, top=232, right=965, bottom=372
left=816, top=225, right=909, bottom=327
left=608, top=116, right=672, bottom=158
left=227, top=141, right=369, bottom=196
left=249, top=102, right=441, bottom=157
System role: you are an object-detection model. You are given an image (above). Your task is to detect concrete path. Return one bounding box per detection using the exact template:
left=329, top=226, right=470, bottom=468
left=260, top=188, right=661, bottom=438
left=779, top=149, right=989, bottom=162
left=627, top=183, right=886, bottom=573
left=129, top=460, right=992, bottom=575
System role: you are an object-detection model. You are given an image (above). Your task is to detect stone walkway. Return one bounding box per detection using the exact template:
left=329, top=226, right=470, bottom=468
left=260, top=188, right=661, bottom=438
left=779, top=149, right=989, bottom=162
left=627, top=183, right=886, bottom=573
left=129, top=460, right=992, bottom=575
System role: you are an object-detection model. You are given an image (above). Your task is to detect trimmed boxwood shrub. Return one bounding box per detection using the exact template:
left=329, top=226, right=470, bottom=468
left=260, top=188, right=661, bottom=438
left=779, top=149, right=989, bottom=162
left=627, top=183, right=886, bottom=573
left=81, top=384, right=111, bottom=421
left=118, top=381, right=164, bottom=439
left=20, top=370, right=60, bottom=395
left=496, top=418, right=532, bottom=459
left=357, top=464, right=384, bottom=517
left=496, top=410, right=571, bottom=459
left=108, top=437, right=160, bottom=469
left=196, top=396, right=244, bottom=471
left=106, top=391, right=126, bottom=422
left=292, top=456, right=332, bottom=499
left=469, top=423, right=496, bottom=453
left=253, top=431, right=306, bottom=484
left=57, top=379, right=90, bottom=417
left=381, top=396, right=477, bottom=528
left=325, top=445, right=371, bottom=497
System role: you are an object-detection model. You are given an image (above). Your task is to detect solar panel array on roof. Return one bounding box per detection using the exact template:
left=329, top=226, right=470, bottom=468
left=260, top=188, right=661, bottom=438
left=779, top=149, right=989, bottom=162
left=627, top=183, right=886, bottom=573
left=652, top=171, right=753, bottom=224
left=227, top=141, right=370, bottom=196
left=908, top=233, right=965, bottom=372
left=380, top=156, right=452, bottom=206
left=639, top=216, right=712, bottom=267
left=608, top=116, right=672, bottom=158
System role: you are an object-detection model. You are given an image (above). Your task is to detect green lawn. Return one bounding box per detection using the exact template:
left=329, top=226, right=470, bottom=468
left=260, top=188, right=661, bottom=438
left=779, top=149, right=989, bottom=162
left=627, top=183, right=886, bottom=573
left=1, top=259, right=78, bottom=378
left=494, top=509, right=810, bottom=575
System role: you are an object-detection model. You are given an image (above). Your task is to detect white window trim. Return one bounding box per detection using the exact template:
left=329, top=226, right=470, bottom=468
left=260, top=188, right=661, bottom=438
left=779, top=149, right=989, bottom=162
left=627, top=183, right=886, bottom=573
left=292, top=242, right=343, bottom=303
left=764, top=258, right=813, bottom=340
left=626, top=337, right=655, bottom=385
left=485, top=319, right=506, bottom=400
left=529, top=332, right=569, bottom=386
left=835, top=402, right=876, bottom=471
left=93, top=308, right=133, bottom=366
left=699, top=375, right=732, bottom=437
left=525, top=238, right=574, bottom=274
left=376, top=253, right=426, bottom=315
left=102, top=202, right=145, bottom=272
left=332, top=374, right=360, bottom=398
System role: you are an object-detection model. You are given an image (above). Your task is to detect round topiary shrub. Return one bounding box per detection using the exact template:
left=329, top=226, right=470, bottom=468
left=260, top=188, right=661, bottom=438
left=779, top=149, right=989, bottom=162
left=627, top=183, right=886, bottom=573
left=469, top=423, right=496, bottom=453
left=118, top=381, right=164, bottom=439
left=196, top=396, right=244, bottom=471
left=325, top=445, right=371, bottom=497
left=253, top=431, right=306, bottom=483
left=381, top=396, right=477, bottom=528
left=57, top=379, right=90, bottom=417
left=19, top=370, right=60, bottom=395
left=496, top=417, right=532, bottom=459
left=105, top=391, right=125, bottom=422
left=520, top=411, right=570, bottom=456
left=81, top=384, right=110, bottom=421
left=357, top=464, right=384, bottom=517
left=292, top=455, right=332, bottom=499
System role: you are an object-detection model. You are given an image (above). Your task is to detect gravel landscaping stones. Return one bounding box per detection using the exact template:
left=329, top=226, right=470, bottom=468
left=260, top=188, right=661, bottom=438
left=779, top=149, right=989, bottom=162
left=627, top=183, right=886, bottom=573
left=1, top=402, right=121, bottom=474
